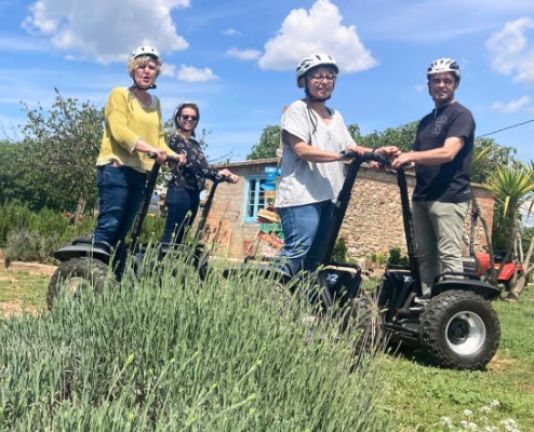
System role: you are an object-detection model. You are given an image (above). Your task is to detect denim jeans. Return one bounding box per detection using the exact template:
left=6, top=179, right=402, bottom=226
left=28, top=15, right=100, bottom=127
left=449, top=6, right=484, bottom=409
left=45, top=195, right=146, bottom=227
left=93, top=164, right=147, bottom=260
left=277, top=200, right=335, bottom=277
left=160, top=185, right=200, bottom=245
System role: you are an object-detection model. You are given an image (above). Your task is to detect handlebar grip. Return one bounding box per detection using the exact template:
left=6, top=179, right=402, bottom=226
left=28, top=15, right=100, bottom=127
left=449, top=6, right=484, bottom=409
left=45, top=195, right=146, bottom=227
left=339, top=150, right=355, bottom=160
left=362, top=150, right=388, bottom=165
left=339, top=150, right=388, bottom=166
left=146, top=151, right=157, bottom=160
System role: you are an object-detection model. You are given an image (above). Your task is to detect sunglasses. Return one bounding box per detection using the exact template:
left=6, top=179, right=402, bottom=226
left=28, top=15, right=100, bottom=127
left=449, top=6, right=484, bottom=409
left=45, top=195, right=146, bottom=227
left=180, top=115, right=198, bottom=121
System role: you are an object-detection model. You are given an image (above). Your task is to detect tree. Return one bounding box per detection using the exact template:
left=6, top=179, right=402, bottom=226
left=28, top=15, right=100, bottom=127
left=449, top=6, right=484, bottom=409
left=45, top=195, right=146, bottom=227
left=348, top=121, right=418, bottom=152
left=0, top=141, right=29, bottom=206
left=485, top=162, right=534, bottom=299
left=21, top=89, right=103, bottom=217
left=471, top=138, right=516, bottom=184
left=246, top=125, right=280, bottom=160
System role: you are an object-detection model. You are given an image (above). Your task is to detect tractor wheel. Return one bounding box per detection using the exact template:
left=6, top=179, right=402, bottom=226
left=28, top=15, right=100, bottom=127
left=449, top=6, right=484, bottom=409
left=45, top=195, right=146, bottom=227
left=420, top=290, right=500, bottom=370
left=47, top=257, right=115, bottom=310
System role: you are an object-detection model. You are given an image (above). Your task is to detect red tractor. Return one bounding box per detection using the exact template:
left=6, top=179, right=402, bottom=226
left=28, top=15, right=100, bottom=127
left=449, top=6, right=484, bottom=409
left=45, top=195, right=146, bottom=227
left=465, top=208, right=523, bottom=291
left=474, top=250, right=524, bottom=291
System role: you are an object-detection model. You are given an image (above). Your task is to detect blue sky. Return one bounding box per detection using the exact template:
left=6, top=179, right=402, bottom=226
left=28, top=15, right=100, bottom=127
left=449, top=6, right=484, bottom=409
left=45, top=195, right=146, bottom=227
left=0, top=0, right=533, bottom=162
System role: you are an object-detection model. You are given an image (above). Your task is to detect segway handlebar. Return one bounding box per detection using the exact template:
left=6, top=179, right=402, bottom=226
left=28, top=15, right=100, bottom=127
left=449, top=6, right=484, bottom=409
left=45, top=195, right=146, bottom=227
left=339, top=150, right=389, bottom=166
left=213, top=173, right=230, bottom=183
left=146, top=151, right=183, bottom=164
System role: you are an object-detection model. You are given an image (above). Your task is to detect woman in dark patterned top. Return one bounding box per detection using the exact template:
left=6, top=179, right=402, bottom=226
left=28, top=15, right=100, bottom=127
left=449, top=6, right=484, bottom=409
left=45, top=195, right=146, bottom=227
left=160, top=102, right=239, bottom=245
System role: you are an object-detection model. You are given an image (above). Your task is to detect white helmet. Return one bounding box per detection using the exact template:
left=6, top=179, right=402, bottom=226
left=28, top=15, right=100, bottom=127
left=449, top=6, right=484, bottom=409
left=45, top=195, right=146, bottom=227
left=130, top=45, right=160, bottom=61
left=427, top=57, right=460, bottom=81
left=296, top=53, right=339, bottom=88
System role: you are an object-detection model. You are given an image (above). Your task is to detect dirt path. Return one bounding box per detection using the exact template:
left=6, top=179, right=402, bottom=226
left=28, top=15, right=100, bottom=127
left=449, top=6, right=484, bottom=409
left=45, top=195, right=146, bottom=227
left=0, top=256, right=55, bottom=317
left=3, top=260, right=57, bottom=277
left=0, top=300, right=39, bottom=317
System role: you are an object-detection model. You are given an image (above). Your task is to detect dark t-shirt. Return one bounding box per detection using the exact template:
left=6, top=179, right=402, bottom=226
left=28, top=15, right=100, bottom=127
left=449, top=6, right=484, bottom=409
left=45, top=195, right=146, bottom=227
left=413, top=102, right=475, bottom=203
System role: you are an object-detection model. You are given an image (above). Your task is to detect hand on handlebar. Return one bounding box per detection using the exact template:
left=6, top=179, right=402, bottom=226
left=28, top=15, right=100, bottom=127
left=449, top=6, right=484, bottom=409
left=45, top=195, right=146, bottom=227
left=218, top=168, right=239, bottom=184
left=391, top=152, right=415, bottom=169
left=172, top=152, right=187, bottom=166
left=146, top=149, right=168, bottom=164
left=146, top=150, right=186, bottom=165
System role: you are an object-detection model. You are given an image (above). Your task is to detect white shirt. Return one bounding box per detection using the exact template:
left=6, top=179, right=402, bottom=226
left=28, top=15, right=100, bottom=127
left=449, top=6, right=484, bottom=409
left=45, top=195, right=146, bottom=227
left=275, top=99, right=355, bottom=208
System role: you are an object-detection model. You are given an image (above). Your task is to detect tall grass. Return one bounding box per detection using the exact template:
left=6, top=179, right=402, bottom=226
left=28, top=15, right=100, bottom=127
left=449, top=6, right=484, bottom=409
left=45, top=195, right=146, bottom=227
left=0, top=250, right=390, bottom=430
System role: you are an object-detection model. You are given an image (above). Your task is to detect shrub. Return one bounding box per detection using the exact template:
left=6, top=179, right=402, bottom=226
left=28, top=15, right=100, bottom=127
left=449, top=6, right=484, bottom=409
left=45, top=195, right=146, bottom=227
left=387, top=247, right=409, bottom=267
left=3, top=229, right=59, bottom=265
left=0, top=202, right=167, bottom=262
left=0, top=203, right=33, bottom=246
left=370, top=252, right=387, bottom=266
left=0, top=252, right=391, bottom=430
left=332, top=236, right=348, bottom=262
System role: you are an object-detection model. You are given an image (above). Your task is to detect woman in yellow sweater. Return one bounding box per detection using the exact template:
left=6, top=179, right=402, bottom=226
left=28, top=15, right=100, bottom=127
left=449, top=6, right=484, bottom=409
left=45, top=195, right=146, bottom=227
left=92, top=45, right=185, bottom=264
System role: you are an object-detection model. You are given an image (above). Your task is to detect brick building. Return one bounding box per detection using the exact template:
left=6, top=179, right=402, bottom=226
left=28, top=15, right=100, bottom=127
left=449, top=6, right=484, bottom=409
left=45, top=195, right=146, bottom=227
left=200, top=158, right=495, bottom=264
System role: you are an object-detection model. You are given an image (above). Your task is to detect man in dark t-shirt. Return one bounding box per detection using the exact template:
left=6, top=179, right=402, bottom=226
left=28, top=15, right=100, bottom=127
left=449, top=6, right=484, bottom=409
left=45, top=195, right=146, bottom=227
left=392, top=58, right=475, bottom=296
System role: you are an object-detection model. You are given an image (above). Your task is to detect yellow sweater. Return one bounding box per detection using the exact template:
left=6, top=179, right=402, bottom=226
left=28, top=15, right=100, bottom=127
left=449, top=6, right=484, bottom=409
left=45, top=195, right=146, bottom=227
left=96, top=87, right=172, bottom=173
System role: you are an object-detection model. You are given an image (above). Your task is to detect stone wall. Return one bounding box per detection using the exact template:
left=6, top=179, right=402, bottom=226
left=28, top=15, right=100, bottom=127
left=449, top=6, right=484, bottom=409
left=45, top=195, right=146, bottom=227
left=202, top=158, right=495, bottom=261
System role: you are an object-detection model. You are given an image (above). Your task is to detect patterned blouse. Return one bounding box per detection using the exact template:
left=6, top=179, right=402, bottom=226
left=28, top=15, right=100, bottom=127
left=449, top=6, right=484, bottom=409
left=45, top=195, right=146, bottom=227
left=167, top=132, right=219, bottom=191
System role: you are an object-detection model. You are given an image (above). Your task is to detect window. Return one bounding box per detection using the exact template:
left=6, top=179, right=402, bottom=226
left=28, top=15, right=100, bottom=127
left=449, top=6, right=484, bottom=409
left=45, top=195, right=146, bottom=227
left=243, top=176, right=268, bottom=222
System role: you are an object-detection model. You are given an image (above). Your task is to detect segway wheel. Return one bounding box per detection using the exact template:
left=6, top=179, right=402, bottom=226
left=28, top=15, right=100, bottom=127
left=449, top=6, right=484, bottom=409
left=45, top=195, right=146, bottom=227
left=420, top=290, right=500, bottom=370
left=346, top=295, right=384, bottom=362
left=47, top=257, right=115, bottom=310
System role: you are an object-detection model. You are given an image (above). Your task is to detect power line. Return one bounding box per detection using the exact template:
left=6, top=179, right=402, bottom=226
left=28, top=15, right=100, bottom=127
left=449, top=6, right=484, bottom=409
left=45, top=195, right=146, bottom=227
left=478, top=119, right=534, bottom=138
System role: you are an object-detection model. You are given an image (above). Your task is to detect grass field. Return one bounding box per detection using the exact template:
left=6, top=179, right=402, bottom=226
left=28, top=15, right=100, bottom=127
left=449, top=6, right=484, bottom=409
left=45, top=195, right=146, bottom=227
left=0, top=259, right=532, bottom=431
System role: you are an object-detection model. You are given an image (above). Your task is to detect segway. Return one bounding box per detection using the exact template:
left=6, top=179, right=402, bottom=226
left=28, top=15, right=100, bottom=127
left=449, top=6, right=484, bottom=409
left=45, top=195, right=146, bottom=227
left=374, top=162, right=500, bottom=370
left=226, top=150, right=501, bottom=370
left=47, top=155, right=170, bottom=309
left=157, top=173, right=229, bottom=281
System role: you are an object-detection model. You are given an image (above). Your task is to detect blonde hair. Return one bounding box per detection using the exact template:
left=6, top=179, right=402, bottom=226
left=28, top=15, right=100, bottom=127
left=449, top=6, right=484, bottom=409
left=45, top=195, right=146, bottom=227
left=127, top=55, right=162, bottom=78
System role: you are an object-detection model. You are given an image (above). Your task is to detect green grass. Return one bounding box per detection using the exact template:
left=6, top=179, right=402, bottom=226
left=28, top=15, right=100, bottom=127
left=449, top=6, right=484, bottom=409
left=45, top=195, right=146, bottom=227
left=0, top=265, right=48, bottom=310
left=0, top=257, right=532, bottom=431
left=380, top=288, right=534, bottom=432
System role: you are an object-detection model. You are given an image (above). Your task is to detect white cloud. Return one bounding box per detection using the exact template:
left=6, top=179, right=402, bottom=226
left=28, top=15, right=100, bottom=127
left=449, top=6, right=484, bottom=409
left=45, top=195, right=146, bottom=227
left=22, top=0, right=190, bottom=63
left=177, top=65, right=219, bottom=82
left=222, top=28, right=242, bottom=37
left=161, top=63, right=177, bottom=78
left=490, top=95, right=531, bottom=113
left=258, top=0, right=376, bottom=73
left=486, top=17, right=534, bottom=85
left=226, top=47, right=261, bottom=61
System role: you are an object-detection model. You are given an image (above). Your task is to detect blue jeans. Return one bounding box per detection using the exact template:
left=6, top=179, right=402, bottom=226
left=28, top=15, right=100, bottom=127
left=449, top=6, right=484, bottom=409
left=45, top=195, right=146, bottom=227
left=93, top=164, right=146, bottom=259
left=277, top=200, right=335, bottom=277
left=160, top=185, right=200, bottom=245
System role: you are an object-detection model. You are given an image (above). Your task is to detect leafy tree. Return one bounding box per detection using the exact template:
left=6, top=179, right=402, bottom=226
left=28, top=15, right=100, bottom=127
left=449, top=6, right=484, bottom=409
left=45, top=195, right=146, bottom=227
left=21, top=89, right=103, bottom=217
left=348, top=121, right=418, bottom=151
left=0, top=141, right=29, bottom=206
left=471, top=138, right=516, bottom=183
left=246, top=125, right=280, bottom=160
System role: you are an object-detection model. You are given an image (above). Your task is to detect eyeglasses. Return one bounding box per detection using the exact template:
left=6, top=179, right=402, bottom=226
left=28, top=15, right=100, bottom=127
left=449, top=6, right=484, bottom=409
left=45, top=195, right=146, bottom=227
left=309, top=73, right=336, bottom=82
left=180, top=115, right=198, bottom=121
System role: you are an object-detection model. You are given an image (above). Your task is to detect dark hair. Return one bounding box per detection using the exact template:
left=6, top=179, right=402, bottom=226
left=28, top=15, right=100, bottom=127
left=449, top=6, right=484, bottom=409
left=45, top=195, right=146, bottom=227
left=174, top=102, right=200, bottom=127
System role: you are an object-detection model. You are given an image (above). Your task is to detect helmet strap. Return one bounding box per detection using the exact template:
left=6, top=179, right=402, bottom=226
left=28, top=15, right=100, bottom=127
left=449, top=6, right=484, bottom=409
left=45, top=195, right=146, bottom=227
left=304, top=84, right=333, bottom=102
